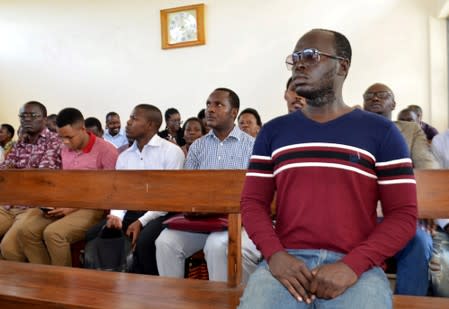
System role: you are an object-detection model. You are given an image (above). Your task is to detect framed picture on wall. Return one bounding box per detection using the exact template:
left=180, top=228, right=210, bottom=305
left=160, top=3, right=206, bottom=49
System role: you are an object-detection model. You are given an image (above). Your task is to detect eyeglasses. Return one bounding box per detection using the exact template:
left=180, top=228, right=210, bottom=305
left=363, top=91, right=392, bottom=101
left=18, top=112, right=42, bottom=120
left=285, top=48, right=346, bottom=70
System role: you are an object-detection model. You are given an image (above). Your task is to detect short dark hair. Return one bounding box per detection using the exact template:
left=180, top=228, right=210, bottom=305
left=47, top=114, right=57, bottom=121
left=182, top=117, right=207, bottom=135
left=135, top=104, right=163, bottom=130
left=24, top=101, right=47, bottom=117
left=85, top=117, right=103, bottom=132
left=164, top=108, right=180, bottom=122
left=238, top=108, right=262, bottom=127
left=197, top=108, right=206, bottom=120
left=105, top=112, right=119, bottom=122
left=56, top=107, right=84, bottom=128
left=214, top=87, right=240, bottom=109
left=313, top=29, right=352, bottom=64
left=1, top=124, right=15, bottom=138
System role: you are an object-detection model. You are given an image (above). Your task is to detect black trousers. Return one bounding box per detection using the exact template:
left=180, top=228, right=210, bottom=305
left=85, top=211, right=172, bottom=275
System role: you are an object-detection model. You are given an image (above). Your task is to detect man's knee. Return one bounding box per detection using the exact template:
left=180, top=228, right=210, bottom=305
left=397, top=228, right=432, bottom=262
left=155, top=229, right=173, bottom=253
left=43, top=224, right=64, bottom=244
left=239, top=263, right=298, bottom=309
left=17, top=221, right=42, bottom=243
left=204, top=232, right=227, bottom=255
left=0, top=238, right=25, bottom=262
left=413, top=228, right=432, bottom=250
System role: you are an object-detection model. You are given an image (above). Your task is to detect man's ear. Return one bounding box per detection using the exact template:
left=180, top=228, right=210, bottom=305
left=391, top=99, right=396, bottom=111
left=337, top=59, right=350, bottom=77
left=231, top=108, right=238, bottom=120
left=148, top=120, right=158, bottom=132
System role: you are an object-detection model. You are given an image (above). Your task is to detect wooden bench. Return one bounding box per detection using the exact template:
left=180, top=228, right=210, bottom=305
left=0, top=169, right=245, bottom=287
left=0, top=169, right=449, bottom=308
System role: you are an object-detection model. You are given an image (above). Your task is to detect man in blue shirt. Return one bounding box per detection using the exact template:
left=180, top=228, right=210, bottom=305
left=156, top=88, right=261, bottom=283
left=103, top=112, right=128, bottom=149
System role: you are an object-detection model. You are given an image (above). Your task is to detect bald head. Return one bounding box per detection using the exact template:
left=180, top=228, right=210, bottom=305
left=363, top=83, right=396, bottom=120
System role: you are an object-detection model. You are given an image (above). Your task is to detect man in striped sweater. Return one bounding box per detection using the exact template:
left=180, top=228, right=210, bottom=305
left=238, top=29, right=417, bottom=309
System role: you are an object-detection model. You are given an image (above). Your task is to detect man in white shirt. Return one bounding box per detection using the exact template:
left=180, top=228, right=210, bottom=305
left=103, top=112, right=129, bottom=149
left=87, top=104, right=184, bottom=274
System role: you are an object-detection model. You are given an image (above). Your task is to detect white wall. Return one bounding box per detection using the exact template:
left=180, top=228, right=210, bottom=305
left=0, top=0, right=447, bottom=132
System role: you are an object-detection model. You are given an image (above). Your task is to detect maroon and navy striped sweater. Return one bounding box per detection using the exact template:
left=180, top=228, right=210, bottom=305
left=241, top=108, right=417, bottom=276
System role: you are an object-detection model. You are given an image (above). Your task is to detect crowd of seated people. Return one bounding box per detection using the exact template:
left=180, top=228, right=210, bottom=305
left=0, top=78, right=448, bottom=300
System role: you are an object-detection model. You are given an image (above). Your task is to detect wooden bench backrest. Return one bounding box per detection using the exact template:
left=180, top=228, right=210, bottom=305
left=0, top=168, right=448, bottom=287
left=1, top=168, right=444, bottom=215
left=1, top=169, right=449, bottom=308
left=0, top=169, right=246, bottom=287
left=415, top=169, right=449, bottom=218
left=0, top=169, right=245, bottom=212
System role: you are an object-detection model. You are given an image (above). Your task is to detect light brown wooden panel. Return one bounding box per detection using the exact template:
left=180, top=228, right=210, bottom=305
left=393, top=295, right=449, bottom=308
left=0, top=261, right=242, bottom=309
left=0, top=170, right=245, bottom=213
left=415, top=169, right=449, bottom=218
left=0, top=169, right=246, bottom=287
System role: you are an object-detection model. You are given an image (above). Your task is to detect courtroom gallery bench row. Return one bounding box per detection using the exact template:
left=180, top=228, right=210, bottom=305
left=0, top=169, right=448, bottom=308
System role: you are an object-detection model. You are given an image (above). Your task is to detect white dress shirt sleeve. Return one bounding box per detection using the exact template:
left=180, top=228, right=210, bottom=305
left=109, top=209, right=127, bottom=221
left=138, top=211, right=168, bottom=227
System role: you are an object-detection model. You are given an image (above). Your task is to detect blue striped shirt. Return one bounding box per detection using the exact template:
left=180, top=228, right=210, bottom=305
left=184, top=125, right=254, bottom=170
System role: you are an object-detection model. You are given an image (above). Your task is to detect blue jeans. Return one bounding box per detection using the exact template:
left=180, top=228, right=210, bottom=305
left=394, top=226, right=432, bottom=295
left=238, top=249, right=392, bottom=309
left=430, top=228, right=449, bottom=297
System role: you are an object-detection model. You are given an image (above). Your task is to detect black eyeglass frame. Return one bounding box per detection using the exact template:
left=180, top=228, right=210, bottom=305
left=285, top=48, right=347, bottom=70
left=18, top=112, right=43, bottom=120
left=363, top=91, right=393, bottom=101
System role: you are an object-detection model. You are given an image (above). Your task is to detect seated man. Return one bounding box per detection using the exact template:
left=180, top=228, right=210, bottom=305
left=156, top=88, right=261, bottom=283
left=0, top=101, right=62, bottom=261
left=15, top=107, right=118, bottom=266
left=239, top=29, right=416, bottom=308
left=104, top=111, right=129, bottom=149
left=85, top=117, right=104, bottom=138
left=408, top=104, right=439, bottom=142
left=397, top=108, right=418, bottom=123
left=429, top=131, right=449, bottom=296
left=87, top=104, right=185, bottom=275
left=364, top=83, right=437, bottom=296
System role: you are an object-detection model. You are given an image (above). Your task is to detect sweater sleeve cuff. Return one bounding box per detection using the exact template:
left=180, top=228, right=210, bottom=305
left=341, top=253, right=371, bottom=277
left=261, top=243, right=285, bottom=262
